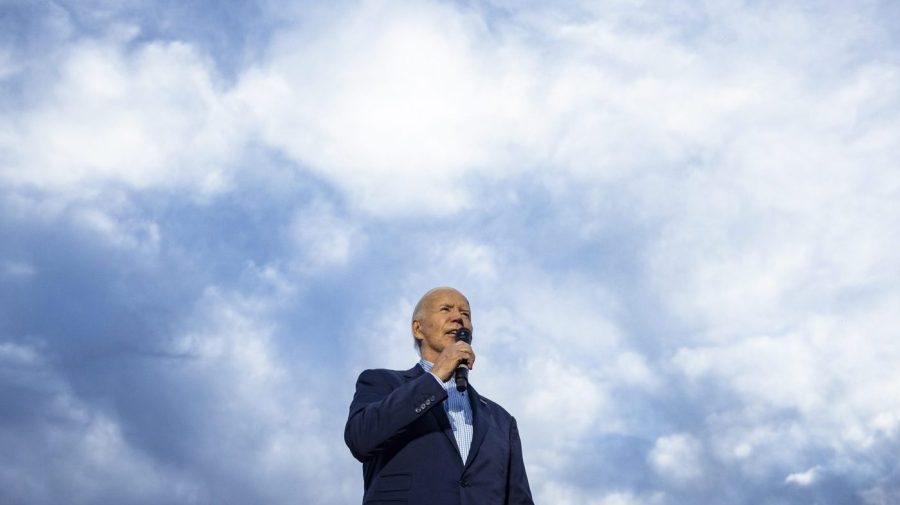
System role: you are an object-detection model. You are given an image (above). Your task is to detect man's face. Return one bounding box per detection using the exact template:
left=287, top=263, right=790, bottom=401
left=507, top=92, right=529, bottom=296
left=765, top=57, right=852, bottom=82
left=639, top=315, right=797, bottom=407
left=413, top=288, right=473, bottom=361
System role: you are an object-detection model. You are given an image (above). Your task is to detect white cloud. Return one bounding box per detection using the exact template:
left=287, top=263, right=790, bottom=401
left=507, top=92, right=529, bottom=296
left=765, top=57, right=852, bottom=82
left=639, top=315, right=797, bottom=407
left=609, top=351, right=658, bottom=390
left=72, top=206, right=161, bottom=252
left=672, top=335, right=822, bottom=412
left=495, top=278, right=623, bottom=363
left=648, top=433, right=703, bottom=483
left=152, top=285, right=360, bottom=503
left=536, top=481, right=663, bottom=505
left=0, top=341, right=40, bottom=365
left=671, top=299, right=900, bottom=480
left=286, top=200, right=367, bottom=273
left=348, top=294, right=419, bottom=371
left=785, top=465, right=823, bottom=486
left=171, top=287, right=287, bottom=397
left=2, top=38, right=243, bottom=196
left=430, top=240, right=500, bottom=282
left=232, top=0, right=552, bottom=215
left=523, top=357, right=610, bottom=438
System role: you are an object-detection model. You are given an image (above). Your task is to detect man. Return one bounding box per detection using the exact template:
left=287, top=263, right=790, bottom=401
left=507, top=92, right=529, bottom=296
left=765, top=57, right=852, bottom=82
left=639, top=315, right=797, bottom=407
left=345, top=287, right=535, bottom=505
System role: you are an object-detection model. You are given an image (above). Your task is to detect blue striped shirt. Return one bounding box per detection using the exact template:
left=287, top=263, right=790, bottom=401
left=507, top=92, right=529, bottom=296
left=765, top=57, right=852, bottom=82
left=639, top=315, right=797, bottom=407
left=419, top=359, right=474, bottom=463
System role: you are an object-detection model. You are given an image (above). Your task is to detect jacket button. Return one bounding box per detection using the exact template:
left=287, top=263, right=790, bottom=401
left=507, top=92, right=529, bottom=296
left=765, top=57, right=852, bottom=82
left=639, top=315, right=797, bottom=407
left=414, top=407, right=421, bottom=413
left=459, top=479, right=469, bottom=487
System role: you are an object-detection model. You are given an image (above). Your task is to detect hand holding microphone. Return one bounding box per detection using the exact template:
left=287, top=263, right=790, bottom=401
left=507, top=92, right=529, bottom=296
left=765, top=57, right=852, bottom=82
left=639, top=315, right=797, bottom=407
left=431, top=330, right=475, bottom=385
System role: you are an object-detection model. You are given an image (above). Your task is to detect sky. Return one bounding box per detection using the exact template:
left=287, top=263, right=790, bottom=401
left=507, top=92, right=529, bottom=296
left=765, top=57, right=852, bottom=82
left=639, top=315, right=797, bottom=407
left=2, top=0, right=900, bottom=504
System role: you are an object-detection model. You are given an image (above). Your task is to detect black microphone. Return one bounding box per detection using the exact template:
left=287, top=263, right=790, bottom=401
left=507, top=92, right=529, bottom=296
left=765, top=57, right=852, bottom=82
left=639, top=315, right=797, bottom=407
left=454, top=327, right=472, bottom=392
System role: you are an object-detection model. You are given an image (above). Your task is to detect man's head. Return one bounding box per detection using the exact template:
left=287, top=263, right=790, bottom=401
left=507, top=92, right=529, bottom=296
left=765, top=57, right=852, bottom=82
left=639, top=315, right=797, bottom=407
left=411, top=287, right=472, bottom=362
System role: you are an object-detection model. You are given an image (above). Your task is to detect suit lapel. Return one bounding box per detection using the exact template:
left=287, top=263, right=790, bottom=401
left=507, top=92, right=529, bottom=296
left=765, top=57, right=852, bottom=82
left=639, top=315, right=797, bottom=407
left=435, top=408, right=463, bottom=463
left=403, top=365, right=464, bottom=463
left=464, top=385, right=489, bottom=468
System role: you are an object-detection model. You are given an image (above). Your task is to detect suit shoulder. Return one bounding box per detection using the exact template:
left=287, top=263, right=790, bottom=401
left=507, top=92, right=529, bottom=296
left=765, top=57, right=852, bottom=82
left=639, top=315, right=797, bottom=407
left=357, top=367, right=402, bottom=380
left=358, top=367, right=402, bottom=375
left=355, top=366, right=418, bottom=384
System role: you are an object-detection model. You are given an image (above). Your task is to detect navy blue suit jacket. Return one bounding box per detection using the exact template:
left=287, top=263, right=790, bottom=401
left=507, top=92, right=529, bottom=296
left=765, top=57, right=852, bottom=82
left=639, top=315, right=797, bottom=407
left=345, top=365, right=534, bottom=505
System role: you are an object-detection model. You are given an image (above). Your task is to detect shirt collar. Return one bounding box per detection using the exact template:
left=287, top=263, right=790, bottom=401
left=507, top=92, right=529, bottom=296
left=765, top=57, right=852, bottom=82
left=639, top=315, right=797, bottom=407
left=418, top=358, right=436, bottom=374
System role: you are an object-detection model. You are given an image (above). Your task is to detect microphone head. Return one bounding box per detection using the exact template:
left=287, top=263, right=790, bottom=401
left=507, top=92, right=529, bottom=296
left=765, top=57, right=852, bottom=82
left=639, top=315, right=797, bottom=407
left=455, top=327, right=472, bottom=344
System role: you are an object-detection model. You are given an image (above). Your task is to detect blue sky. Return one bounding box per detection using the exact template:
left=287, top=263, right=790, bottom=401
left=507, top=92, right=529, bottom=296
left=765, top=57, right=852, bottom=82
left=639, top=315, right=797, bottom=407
left=2, top=1, right=900, bottom=504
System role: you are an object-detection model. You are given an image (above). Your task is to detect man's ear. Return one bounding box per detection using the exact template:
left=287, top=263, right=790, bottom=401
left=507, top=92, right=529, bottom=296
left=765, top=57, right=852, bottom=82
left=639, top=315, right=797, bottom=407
left=412, top=319, right=423, bottom=341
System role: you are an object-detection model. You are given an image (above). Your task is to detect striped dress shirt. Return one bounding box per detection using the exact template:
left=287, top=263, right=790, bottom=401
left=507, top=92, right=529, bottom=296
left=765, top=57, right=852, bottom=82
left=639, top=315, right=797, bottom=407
left=419, top=359, right=474, bottom=463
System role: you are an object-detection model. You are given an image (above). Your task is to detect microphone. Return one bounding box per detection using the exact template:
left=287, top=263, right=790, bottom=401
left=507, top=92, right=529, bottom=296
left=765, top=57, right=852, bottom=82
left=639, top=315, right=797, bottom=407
left=454, top=327, right=472, bottom=392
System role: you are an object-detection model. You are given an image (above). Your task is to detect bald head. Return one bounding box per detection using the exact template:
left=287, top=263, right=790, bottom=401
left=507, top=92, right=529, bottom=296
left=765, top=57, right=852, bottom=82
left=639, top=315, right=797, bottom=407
left=412, top=287, right=468, bottom=322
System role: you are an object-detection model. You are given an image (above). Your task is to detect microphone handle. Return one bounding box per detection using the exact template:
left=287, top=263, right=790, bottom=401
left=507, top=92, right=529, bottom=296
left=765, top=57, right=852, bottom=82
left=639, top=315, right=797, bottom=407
left=454, top=327, right=473, bottom=392
left=455, top=363, right=469, bottom=392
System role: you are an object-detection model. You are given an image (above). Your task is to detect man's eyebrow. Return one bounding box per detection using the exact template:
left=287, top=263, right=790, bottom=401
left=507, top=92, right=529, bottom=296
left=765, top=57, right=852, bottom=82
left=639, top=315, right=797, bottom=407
left=438, top=303, right=470, bottom=310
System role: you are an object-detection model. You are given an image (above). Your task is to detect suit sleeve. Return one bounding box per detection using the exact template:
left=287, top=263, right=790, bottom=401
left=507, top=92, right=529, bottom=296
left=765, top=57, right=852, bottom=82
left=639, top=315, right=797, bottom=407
left=506, top=416, right=535, bottom=505
left=344, top=369, right=448, bottom=462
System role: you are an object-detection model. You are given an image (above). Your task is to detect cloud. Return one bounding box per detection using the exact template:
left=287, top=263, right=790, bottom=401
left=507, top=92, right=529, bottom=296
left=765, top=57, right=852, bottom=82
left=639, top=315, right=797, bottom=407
left=232, top=0, right=545, bottom=215
left=286, top=199, right=367, bottom=273
left=0, top=339, right=201, bottom=504
left=786, top=466, right=823, bottom=487
left=1, top=36, right=242, bottom=197
left=648, top=433, right=703, bottom=483
left=536, top=481, right=663, bottom=505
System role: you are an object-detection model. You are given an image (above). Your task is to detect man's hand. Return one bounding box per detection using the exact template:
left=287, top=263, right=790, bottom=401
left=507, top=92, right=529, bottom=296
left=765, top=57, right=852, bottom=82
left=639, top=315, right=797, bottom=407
left=431, top=341, right=476, bottom=382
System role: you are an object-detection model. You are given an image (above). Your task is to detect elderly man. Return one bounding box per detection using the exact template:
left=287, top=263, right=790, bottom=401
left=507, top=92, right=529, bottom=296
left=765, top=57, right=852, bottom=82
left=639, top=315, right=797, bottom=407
left=345, top=287, right=534, bottom=505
